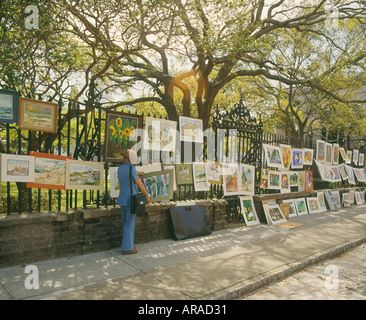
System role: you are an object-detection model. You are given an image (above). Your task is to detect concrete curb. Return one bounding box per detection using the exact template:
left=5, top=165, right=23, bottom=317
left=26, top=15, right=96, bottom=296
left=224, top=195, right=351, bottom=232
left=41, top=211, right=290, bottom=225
left=203, top=235, right=366, bottom=300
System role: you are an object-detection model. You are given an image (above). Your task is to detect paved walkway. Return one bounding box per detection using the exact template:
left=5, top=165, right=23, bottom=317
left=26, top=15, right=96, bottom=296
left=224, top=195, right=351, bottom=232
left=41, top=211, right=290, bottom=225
left=1, top=204, right=366, bottom=300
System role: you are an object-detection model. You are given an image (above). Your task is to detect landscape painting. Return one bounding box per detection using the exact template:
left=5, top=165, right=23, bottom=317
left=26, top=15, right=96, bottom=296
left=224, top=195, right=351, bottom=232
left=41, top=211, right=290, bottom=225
left=141, top=169, right=173, bottom=202
left=18, top=97, right=58, bottom=133
left=26, top=152, right=72, bottom=190
left=193, top=162, right=210, bottom=191
left=263, top=144, right=284, bottom=169
left=1, top=154, right=35, bottom=182
left=0, top=88, right=18, bottom=124
left=104, top=111, right=142, bottom=163
left=65, top=159, right=104, bottom=190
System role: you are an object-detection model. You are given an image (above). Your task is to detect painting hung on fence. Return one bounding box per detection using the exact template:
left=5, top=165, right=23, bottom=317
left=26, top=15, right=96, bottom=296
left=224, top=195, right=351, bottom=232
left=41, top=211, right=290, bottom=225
left=109, top=166, right=120, bottom=198
left=206, top=161, right=222, bottom=185
left=0, top=153, right=35, bottom=182
left=268, top=170, right=281, bottom=190
left=332, top=144, right=339, bottom=164
left=298, top=171, right=305, bottom=191
left=26, top=151, right=72, bottom=190
left=0, top=88, right=19, bottom=124
left=316, top=140, right=325, bottom=163
left=280, top=144, right=292, bottom=170
left=280, top=171, right=290, bottom=193
left=65, top=159, right=104, bottom=191
left=305, top=170, right=314, bottom=192
left=179, top=116, right=203, bottom=143
left=141, top=169, right=173, bottom=202
left=193, top=162, right=210, bottom=191
left=223, top=164, right=241, bottom=195
left=240, top=196, right=260, bottom=226
left=325, top=143, right=333, bottom=165
left=18, top=97, right=58, bottom=133
left=303, top=148, right=313, bottom=166
left=291, top=148, right=303, bottom=169
left=104, top=111, right=142, bottom=163
left=263, top=144, right=284, bottom=169
left=175, top=163, right=193, bottom=185
left=143, top=117, right=177, bottom=151
left=240, top=163, right=255, bottom=196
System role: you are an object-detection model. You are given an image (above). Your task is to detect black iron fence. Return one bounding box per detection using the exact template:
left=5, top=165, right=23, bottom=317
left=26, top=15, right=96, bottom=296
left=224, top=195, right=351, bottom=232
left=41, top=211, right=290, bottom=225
left=0, top=91, right=364, bottom=223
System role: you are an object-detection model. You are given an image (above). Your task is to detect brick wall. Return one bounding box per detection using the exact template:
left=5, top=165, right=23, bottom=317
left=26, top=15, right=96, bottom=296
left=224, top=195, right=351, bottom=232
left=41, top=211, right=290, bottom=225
left=0, top=200, right=228, bottom=268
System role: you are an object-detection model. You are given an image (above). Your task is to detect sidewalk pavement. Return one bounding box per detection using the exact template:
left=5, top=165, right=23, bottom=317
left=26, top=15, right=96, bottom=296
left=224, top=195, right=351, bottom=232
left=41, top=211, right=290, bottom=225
left=1, top=204, right=366, bottom=300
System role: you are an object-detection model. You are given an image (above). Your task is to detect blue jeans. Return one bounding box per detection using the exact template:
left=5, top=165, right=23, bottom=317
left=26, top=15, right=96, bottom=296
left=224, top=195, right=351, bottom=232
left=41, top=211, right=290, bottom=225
left=120, top=205, right=136, bottom=251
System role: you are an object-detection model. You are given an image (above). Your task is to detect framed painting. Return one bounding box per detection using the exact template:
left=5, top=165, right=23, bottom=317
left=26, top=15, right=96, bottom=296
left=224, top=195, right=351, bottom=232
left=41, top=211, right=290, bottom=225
left=65, top=159, right=104, bottom=191
left=359, top=153, right=365, bottom=167
left=143, top=117, right=177, bottom=151
left=332, top=190, right=341, bottom=209
left=338, top=164, right=348, bottom=181
left=306, top=197, right=321, bottom=213
left=261, top=199, right=276, bottom=224
left=263, top=144, right=284, bottom=169
left=342, top=192, right=351, bottom=207
left=193, top=162, right=210, bottom=191
left=206, top=161, right=222, bottom=185
left=330, top=166, right=341, bottom=183
left=332, top=144, right=339, bottom=165
left=289, top=171, right=298, bottom=187
left=303, top=148, right=313, bottom=166
left=346, top=150, right=352, bottom=164
left=282, top=199, right=297, bottom=218
left=266, top=203, right=287, bottom=225
left=162, top=164, right=177, bottom=191
left=175, top=163, right=193, bottom=185
left=316, top=160, right=334, bottom=182
left=298, top=171, right=306, bottom=192
left=325, top=143, right=333, bottom=165
left=222, top=163, right=241, bottom=196
left=260, top=168, right=268, bottom=189
left=280, top=171, right=290, bottom=194
left=109, top=166, right=120, bottom=198
left=0, top=153, right=35, bottom=182
left=104, top=111, right=142, bottom=163
left=305, top=170, right=314, bottom=192
left=280, top=144, right=292, bottom=170
left=291, top=148, right=303, bottom=169
left=316, top=140, right=325, bottom=163
left=240, top=196, right=260, bottom=226
left=345, top=165, right=356, bottom=185
left=268, top=170, right=281, bottom=190
left=141, top=169, right=174, bottom=202
left=317, top=192, right=328, bottom=212
left=26, top=151, right=72, bottom=190
left=294, top=198, right=308, bottom=216
left=0, top=88, right=19, bottom=124
left=18, top=97, right=58, bottom=133
left=324, top=189, right=337, bottom=211
left=339, top=147, right=349, bottom=163
left=352, top=149, right=359, bottom=166
left=179, top=116, right=203, bottom=143
left=240, top=163, right=255, bottom=196
left=353, top=168, right=366, bottom=183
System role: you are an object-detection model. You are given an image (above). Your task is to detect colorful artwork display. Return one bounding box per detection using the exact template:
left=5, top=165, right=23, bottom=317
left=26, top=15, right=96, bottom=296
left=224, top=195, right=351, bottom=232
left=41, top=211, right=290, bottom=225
left=104, top=111, right=142, bottom=163
left=263, top=144, right=284, bottom=169
left=240, top=163, right=255, bottom=196
left=175, top=163, right=193, bottom=185
left=306, top=197, right=321, bottom=213
left=305, top=170, right=314, bottom=192
left=280, top=171, right=290, bottom=193
left=223, top=164, right=240, bottom=195
left=282, top=199, right=297, bottom=218
left=193, top=162, right=210, bottom=191
left=303, top=148, right=313, bottom=165
left=268, top=170, right=281, bottom=190
left=65, top=160, right=104, bottom=191
left=141, top=169, right=174, bottom=202
left=18, top=97, right=58, bottom=133
left=317, top=192, right=327, bottom=212
left=291, top=148, right=303, bottom=169
left=280, top=144, right=292, bottom=170
left=26, top=151, right=72, bottom=190
left=0, top=153, right=35, bottom=182
left=240, top=196, right=260, bottom=226
left=294, top=198, right=308, bottom=215
left=266, top=203, right=287, bottom=225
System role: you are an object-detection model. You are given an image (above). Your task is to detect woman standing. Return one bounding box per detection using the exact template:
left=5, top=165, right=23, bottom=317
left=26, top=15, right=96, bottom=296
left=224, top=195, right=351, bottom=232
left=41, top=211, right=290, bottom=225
left=117, top=149, right=150, bottom=254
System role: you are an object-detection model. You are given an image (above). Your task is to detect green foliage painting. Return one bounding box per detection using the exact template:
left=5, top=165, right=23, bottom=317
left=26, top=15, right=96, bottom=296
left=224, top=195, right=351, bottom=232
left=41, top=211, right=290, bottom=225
left=104, top=111, right=142, bottom=162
